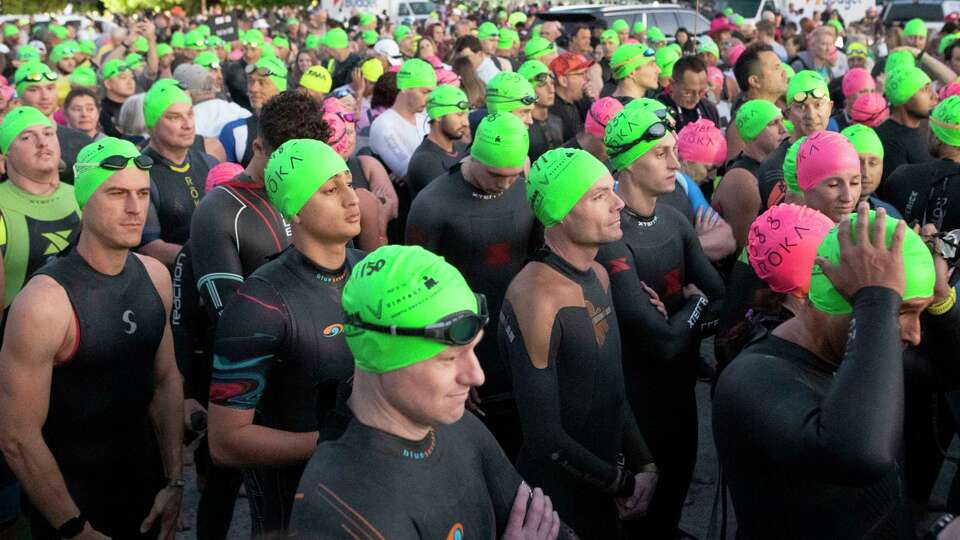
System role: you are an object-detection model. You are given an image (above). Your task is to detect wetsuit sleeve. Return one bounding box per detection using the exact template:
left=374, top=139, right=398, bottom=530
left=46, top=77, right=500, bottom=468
left=597, top=241, right=709, bottom=362
left=680, top=214, right=725, bottom=333
left=404, top=193, right=444, bottom=252
left=500, top=298, right=633, bottom=496
left=679, top=174, right=718, bottom=219
left=190, top=192, right=245, bottom=322
left=715, top=287, right=904, bottom=484
left=209, top=277, right=288, bottom=409
left=141, top=182, right=162, bottom=245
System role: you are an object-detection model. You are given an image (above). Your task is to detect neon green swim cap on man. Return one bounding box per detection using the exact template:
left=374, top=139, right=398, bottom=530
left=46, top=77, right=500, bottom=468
left=809, top=210, right=935, bottom=314
left=486, top=71, right=536, bottom=113
left=194, top=51, right=220, bottom=70
left=143, top=82, right=192, bottom=129
left=930, top=95, right=960, bottom=147
left=49, top=42, right=78, bottom=64
left=156, top=43, right=174, bottom=58
left=101, top=58, right=129, bottom=81
left=611, top=19, right=629, bottom=33
left=16, top=45, right=40, bottom=63
left=736, top=99, right=782, bottom=142
left=498, top=29, right=520, bottom=50
left=397, top=58, right=437, bottom=90
left=14, top=62, right=57, bottom=95
left=427, top=84, right=469, bottom=120
left=478, top=22, right=500, bottom=41
left=342, top=244, right=481, bottom=373
left=524, top=37, right=556, bottom=60
left=0, top=106, right=52, bottom=155
left=470, top=113, right=529, bottom=169
left=73, top=137, right=149, bottom=209
left=783, top=136, right=807, bottom=194
left=600, top=30, right=621, bottom=47
left=903, top=18, right=928, bottom=38
left=842, top=124, right=884, bottom=157
left=786, top=70, right=829, bottom=103
left=527, top=147, right=611, bottom=227
left=647, top=26, right=666, bottom=43
left=264, top=138, right=348, bottom=219
left=885, top=66, right=930, bottom=107
left=68, top=66, right=97, bottom=88
left=250, top=56, right=288, bottom=92
left=655, top=46, right=680, bottom=78
left=884, top=49, right=915, bottom=74
left=605, top=100, right=669, bottom=172
left=517, top=59, right=550, bottom=84
left=610, top=43, right=655, bottom=80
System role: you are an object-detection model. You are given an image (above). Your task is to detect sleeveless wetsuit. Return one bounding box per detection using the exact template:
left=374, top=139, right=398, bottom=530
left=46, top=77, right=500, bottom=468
left=141, top=145, right=213, bottom=247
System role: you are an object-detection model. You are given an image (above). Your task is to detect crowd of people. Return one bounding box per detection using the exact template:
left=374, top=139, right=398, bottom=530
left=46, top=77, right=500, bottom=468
left=1, top=1, right=960, bottom=539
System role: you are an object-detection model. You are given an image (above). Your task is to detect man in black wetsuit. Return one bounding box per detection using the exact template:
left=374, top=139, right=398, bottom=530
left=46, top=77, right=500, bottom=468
left=406, top=84, right=469, bottom=198
left=659, top=56, right=721, bottom=133
left=207, top=138, right=362, bottom=536
left=714, top=205, right=937, bottom=539
left=598, top=100, right=725, bottom=538
left=725, top=44, right=787, bottom=162
left=139, top=82, right=216, bottom=266
left=13, top=61, right=92, bottom=185
left=501, top=147, right=658, bottom=537
left=183, top=91, right=330, bottom=540
left=406, top=113, right=538, bottom=460
left=99, top=58, right=137, bottom=138
left=0, top=137, right=184, bottom=540
left=876, top=66, right=935, bottom=185
left=518, top=60, right=565, bottom=162
left=291, top=244, right=565, bottom=539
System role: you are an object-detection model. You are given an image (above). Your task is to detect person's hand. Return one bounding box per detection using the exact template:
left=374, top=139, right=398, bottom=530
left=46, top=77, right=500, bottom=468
left=615, top=471, right=658, bottom=519
left=139, top=20, right=156, bottom=41
left=351, top=67, right=366, bottom=95
left=815, top=203, right=906, bottom=300
left=140, top=485, right=183, bottom=540
left=682, top=283, right=704, bottom=300
left=640, top=281, right=668, bottom=320
left=502, top=484, right=561, bottom=540
left=937, top=516, right=960, bottom=539
left=74, top=523, right=111, bottom=540
left=183, top=398, right=206, bottom=432
left=695, top=207, right=721, bottom=236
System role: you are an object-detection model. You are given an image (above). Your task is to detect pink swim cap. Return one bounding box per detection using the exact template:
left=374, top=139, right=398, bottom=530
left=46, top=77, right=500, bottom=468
left=585, top=97, right=624, bottom=139
left=436, top=69, right=460, bottom=86
left=707, top=66, right=724, bottom=96
left=850, top=92, right=890, bottom=127
left=424, top=55, right=444, bottom=69
left=205, top=162, right=245, bottom=192
left=796, top=131, right=861, bottom=191
left=940, top=82, right=960, bottom=101
left=710, top=18, right=733, bottom=35
left=323, top=96, right=350, bottom=116
left=725, top=43, right=746, bottom=67
left=841, top=68, right=875, bottom=98
left=624, top=38, right=640, bottom=44
left=0, top=85, right=13, bottom=101
left=678, top=119, right=727, bottom=166
left=323, top=110, right=353, bottom=158
left=747, top=203, right=835, bottom=294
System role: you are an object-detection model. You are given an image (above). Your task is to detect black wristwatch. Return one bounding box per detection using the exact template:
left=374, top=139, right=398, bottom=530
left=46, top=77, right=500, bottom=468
left=926, top=513, right=956, bottom=540
left=57, top=514, right=86, bottom=539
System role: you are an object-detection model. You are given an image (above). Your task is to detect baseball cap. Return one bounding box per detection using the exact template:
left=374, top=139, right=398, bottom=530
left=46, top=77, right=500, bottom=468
left=549, top=52, right=594, bottom=77
left=374, top=39, right=404, bottom=66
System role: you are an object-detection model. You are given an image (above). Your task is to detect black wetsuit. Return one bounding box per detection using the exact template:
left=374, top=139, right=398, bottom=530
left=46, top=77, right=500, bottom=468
left=99, top=97, right=124, bottom=138
left=290, top=412, right=523, bottom=539
left=881, top=158, right=960, bottom=233
left=141, top=145, right=214, bottom=248
left=209, top=247, right=363, bottom=535
left=755, top=138, right=790, bottom=212
left=596, top=203, right=724, bottom=535
left=527, top=113, right=565, bottom=162
left=549, top=95, right=592, bottom=142
left=875, top=118, right=932, bottom=183
left=30, top=249, right=165, bottom=539
left=659, top=94, right=721, bottom=134
left=405, top=137, right=467, bottom=198
left=406, top=164, right=541, bottom=460
left=499, top=247, right=654, bottom=538
left=713, top=287, right=911, bottom=539
left=56, top=124, right=93, bottom=185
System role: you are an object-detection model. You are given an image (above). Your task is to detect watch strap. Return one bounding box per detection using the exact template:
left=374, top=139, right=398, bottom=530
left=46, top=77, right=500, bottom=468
left=57, top=514, right=86, bottom=539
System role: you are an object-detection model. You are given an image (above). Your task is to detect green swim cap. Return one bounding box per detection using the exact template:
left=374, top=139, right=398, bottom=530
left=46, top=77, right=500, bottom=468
left=940, top=33, right=960, bottom=56
left=610, top=43, right=655, bottom=79
left=427, top=84, right=469, bottom=120
left=931, top=95, right=960, bottom=147
left=394, top=24, right=413, bottom=42
left=143, top=82, right=192, bottom=129
left=527, top=148, right=611, bottom=227
left=647, top=26, right=666, bottom=43
left=48, top=24, right=67, bottom=40
left=786, top=70, right=829, bottom=103
left=486, top=71, right=535, bottom=113
left=699, top=39, right=720, bottom=58
left=3, top=24, right=18, bottom=38
left=655, top=46, right=680, bottom=78
left=253, top=56, right=288, bottom=92
left=68, top=66, right=97, bottom=87
left=633, top=21, right=647, bottom=34
left=524, top=36, right=556, bottom=59
left=16, top=45, right=40, bottom=62
left=508, top=11, right=528, bottom=27
left=273, top=36, right=290, bottom=49
left=362, top=30, right=379, bottom=46
left=600, top=29, right=621, bottom=47
left=73, top=137, right=145, bottom=209
left=131, top=36, right=149, bottom=54
left=497, top=28, right=519, bottom=49
left=733, top=15, right=746, bottom=26
left=478, top=22, right=500, bottom=41
left=287, top=17, right=300, bottom=26
left=884, top=50, right=915, bottom=74
left=782, top=63, right=796, bottom=80
left=0, top=106, right=52, bottom=155
left=196, top=24, right=212, bottom=38
left=826, top=19, right=844, bottom=35
left=605, top=101, right=668, bottom=171
left=724, top=7, right=735, bottom=16
left=783, top=136, right=807, bottom=193
left=361, top=58, right=385, bottom=82
left=842, top=124, right=884, bottom=157
left=300, top=65, right=333, bottom=94
left=325, top=28, right=349, bottom=50
left=397, top=58, right=437, bottom=90
left=470, top=113, right=529, bottom=169
left=264, top=138, right=348, bottom=219
left=783, top=119, right=795, bottom=136
left=170, top=32, right=185, bottom=48
left=125, top=53, right=145, bottom=69
left=14, top=62, right=57, bottom=95
left=342, top=244, right=480, bottom=373
left=305, top=34, right=322, bottom=50
left=359, top=13, right=375, bottom=26
left=736, top=99, right=782, bottom=142
left=194, top=51, right=220, bottom=70
left=184, top=30, right=207, bottom=50
left=611, top=19, right=629, bottom=33
left=101, top=58, right=129, bottom=81
left=209, top=35, right=224, bottom=48
left=532, top=24, right=542, bottom=37
left=156, top=43, right=173, bottom=58
left=49, top=42, right=78, bottom=64
left=885, top=66, right=930, bottom=107
left=242, top=29, right=265, bottom=46
left=904, top=18, right=927, bottom=38
left=517, top=59, right=550, bottom=84
left=809, top=210, right=935, bottom=314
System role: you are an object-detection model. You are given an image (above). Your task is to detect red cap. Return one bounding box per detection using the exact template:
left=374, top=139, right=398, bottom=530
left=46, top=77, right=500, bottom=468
left=947, top=11, right=960, bottom=23
left=550, top=52, right=595, bottom=77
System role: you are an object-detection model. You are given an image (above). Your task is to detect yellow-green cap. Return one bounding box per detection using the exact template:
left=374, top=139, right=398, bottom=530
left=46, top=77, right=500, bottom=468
left=361, top=58, right=385, bottom=82
left=470, top=113, right=529, bottom=168
left=527, top=147, right=611, bottom=227
left=611, top=43, right=656, bottom=79
left=842, top=123, right=884, bottom=157
left=184, top=30, right=207, bottom=50
left=68, top=66, right=97, bottom=87
left=508, top=11, right=528, bottom=27
left=903, top=18, right=928, bottom=38
left=171, top=31, right=185, bottom=48
left=194, top=51, right=220, bottom=69
left=242, top=29, right=265, bottom=46
left=299, top=65, right=333, bottom=94
left=655, top=46, right=680, bottom=78
left=143, top=81, right=192, bottom=129
left=73, top=137, right=145, bottom=209
left=736, top=99, right=782, bottom=142
left=846, top=41, right=869, bottom=59
left=699, top=39, right=720, bottom=58
left=362, top=30, right=379, bottom=46
left=16, top=45, right=40, bottom=62
left=325, top=28, right=349, bottom=50
left=498, top=28, right=519, bottom=49
left=427, top=84, right=469, bottom=120
left=125, top=53, right=144, bottom=69
left=605, top=100, right=668, bottom=171
left=273, top=36, right=290, bottom=49
left=305, top=34, right=322, bottom=49
left=394, top=24, right=413, bottom=42
left=524, top=36, right=556, bottom=59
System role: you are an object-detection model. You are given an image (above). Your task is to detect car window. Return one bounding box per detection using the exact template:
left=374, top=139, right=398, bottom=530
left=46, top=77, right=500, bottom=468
left=675, top=11, right=704, bottom=33
left=408, top=1, right=436, bottom=15
left=398, top=4, right=409, bottom=16
left=883, top=3, right=942, bottom=22
left=649, top=11, right=679, bottom=37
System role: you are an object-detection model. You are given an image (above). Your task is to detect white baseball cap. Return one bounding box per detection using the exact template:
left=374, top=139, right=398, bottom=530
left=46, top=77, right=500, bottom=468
left=373, top=39, right=403, bottom=66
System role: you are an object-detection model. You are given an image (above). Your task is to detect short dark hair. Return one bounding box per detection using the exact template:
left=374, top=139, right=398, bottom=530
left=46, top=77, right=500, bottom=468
left=370, top=70, right=400, bottom=109
left=755, top=20, right=776, bottom=36
left=734, top=43, right=774, bottom=92
left=671, top=55, right=707, bottom=82
left=947, top=42, right=960, bottom=62
left=64, top=87, right=99, bottom=110
left=258, top=89, right=331, bottom=154
left=572, top=24, right=591, bottom=37
left=454, top=35, right=482, bottom=54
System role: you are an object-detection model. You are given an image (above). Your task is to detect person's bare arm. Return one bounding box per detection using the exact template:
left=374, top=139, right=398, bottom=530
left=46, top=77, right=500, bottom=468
left=142, top=21, right=159, bottom=78
left=712, top=169, right=761, bottom=251
left=355, top=188, right=387, bottom=251
left=204, top=138, right=227, bottom=163
left=138, top=240, right=182, bottom=266
left=903, top=46, right=957, bottom=84
left=208, top=405, right=318, bottom=467
left=725, top=121, right=745, bottom=163
left=695, top=208, right=737, bottom=261
left=0, top=277, right=108, bottom=538
left=358, top=154, right=398, bottom=220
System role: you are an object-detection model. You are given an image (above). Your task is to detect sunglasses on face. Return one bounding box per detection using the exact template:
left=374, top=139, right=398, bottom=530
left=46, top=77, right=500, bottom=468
left=77, top=154, right=154, bottom=171
left=346, top=294, right=489, bottom=346
left=17, top=71, right=58, bottom=85
left=531, top=72, right=556, bottom=85
left=606, top=121, right=669, bottom=155
left=791, top=87, right=828, bottom=103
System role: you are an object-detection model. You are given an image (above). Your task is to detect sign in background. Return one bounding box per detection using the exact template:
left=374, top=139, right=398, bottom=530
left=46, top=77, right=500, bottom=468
left=207, top=12, right=238, bottom=42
